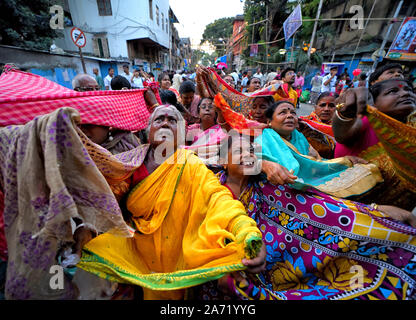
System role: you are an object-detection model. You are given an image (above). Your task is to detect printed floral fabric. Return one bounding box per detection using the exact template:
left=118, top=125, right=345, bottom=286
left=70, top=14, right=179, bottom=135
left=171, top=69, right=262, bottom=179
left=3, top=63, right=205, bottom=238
left=197, top=179, right=416, bottom=300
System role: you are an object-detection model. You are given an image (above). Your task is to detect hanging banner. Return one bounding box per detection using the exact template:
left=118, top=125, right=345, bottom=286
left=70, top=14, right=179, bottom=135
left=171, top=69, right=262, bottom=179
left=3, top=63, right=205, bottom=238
left=250, top=44, right=258, bottom=57
left=386, top=17, right=416, bottom=61
left=283, top=4, right=302, bottom=42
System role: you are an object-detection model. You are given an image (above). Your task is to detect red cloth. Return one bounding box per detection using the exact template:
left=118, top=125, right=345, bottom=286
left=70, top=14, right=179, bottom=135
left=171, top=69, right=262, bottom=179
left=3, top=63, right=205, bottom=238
left=130, top=164, right=149, bottom=186
left=0, top=68, right=160, bottom=131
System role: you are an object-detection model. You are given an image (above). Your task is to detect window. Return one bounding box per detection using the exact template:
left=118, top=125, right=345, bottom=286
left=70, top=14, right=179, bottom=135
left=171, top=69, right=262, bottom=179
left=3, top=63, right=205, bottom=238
left=161, top=13, right=164, bottom=30
left=96, top=0, right=112, bottom=16
left=156, top=5, right=159, bottom=25
left=149, top=0, right=153, bottom=20
left=166, top=18, right=169, bottom=33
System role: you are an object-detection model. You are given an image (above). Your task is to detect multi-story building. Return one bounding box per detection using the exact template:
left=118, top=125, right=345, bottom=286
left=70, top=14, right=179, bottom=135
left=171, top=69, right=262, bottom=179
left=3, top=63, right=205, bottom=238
left=180, top=38, right=192, bottom=70
left=228, top=15, right=247, bottom=72
left=316, top=0, right=416, bottom=76
left=55, top=0, right=174, bottom=79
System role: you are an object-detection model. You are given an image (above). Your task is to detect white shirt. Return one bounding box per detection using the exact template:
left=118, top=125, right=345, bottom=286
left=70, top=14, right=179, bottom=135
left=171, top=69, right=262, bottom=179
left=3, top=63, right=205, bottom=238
left=104, top=75, right=113, bottom=90
left=230, top=72, right=239, bottom=85
left=321, top=74, right=337, bottom=93
left=310, top=76, right=322, bottom=92
left=131, top=76, right=144, bottom=88
left=121, top=72, right=132, bottom=85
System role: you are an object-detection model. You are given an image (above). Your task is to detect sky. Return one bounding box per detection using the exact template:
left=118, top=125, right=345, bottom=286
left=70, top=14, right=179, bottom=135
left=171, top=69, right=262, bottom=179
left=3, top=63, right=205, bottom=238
left=169, top=0, right=245, bottom=49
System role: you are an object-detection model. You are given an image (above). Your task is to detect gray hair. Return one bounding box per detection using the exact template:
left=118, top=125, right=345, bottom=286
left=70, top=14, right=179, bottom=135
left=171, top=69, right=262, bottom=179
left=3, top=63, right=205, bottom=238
left=146, top=104, right=186, bottom=144
left=72, top=73, right=96, bottom=90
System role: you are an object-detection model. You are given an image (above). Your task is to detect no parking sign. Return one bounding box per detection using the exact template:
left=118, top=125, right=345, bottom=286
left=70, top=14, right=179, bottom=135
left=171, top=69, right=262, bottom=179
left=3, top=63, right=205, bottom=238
left=70, top=27, right=86, bottom=48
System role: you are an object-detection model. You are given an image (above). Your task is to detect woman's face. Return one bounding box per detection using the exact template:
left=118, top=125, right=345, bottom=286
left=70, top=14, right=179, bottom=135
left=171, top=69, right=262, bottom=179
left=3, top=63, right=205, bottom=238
left=198, top=98, right=216, bottom=122
left=227, top=137, right=258, bottom=178
left=224, top=76, right=235, bottom=88
left=181, top=92, right=195, bottom=107
left=377, top=68, right=404, bottom=83
left=160, top=75, right=171, bottom=89
left=148, top=108, right=180, bottom=149
left=270, top=103, right=298, bottom=138
left=251, top=97, right=270, bottom=124
left=79, top=124, right=109, bottom=145
left=248, top=78, right=261, bottom=92
left=374, top=80, right=416, bottom=122
left=314, top=96, right=336, bottom=123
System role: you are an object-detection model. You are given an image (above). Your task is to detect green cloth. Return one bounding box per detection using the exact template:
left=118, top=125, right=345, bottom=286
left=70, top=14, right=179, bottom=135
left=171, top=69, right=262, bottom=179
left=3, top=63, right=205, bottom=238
left=300, top=90, right=310, bottom=103
left=95, top=75, right=105, bottom=90
left=255, top=128, right=350, bottom=191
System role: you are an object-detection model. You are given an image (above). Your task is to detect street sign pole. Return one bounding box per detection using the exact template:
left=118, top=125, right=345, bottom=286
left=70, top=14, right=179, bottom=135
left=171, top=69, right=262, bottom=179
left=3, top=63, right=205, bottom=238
left=70, top=27, right=87, bottom=74
left=78, top=47, right=87, bottom=73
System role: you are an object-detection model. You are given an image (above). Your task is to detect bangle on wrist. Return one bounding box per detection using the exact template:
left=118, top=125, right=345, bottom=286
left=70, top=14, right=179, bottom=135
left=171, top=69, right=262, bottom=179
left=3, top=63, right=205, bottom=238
left=370, top=203, right=379, bottom=210
left=151, top=103, right=159, bottom=109
left=335, top=109, right=354, bottom=122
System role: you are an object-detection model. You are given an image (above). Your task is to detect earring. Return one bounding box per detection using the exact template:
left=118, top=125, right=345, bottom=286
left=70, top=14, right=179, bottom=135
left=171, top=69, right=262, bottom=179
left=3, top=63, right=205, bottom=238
left=108, top=127, right=114, bottom=141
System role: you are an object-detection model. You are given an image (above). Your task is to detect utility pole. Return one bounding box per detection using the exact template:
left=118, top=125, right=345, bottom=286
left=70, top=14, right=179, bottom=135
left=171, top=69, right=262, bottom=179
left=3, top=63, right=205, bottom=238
left=265, top=1, right=269, bottom=72
left=307, top=0, right=323, bottom=59
left=290, top=32, right=296, bottom=64
left=371, top=0, right=404, bottom=72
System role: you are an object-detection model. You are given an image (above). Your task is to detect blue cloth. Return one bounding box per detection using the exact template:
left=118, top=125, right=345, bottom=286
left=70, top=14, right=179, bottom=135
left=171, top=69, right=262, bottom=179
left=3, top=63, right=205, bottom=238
left=255, top=128, right=350, bottom=191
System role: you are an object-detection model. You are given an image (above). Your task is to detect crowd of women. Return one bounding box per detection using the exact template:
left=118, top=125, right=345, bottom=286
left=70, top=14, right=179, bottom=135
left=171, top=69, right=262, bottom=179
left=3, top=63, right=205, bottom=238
left=0, top=60, right=415, bottom=300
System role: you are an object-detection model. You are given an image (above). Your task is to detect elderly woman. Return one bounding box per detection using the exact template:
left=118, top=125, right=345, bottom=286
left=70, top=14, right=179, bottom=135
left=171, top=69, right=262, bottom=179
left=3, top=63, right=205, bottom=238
left=249, top=96, right=275, bottom=124
left=195, top=134, right=416, bottom=300
left=223, top=74, right=236, bottom=89
left=77, top=105, right=265, bottom=300
left=254, top=100, right=382, bottom=199
left=246, top=77, right=262, bottom=93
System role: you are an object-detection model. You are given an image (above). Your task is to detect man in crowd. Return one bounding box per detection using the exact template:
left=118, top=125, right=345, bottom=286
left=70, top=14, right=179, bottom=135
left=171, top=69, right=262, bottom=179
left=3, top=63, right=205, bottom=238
left=273, top=67, right=298, bottom=107
left=131, top=68, right=145, bottom=89
left=72, top=73, right=101, bottom=92
left=321, top=66, right=338, bottom=93
left=253, top=67, right=264, bottom=86
left=241, top=70, right=252, bottom=92
left=310, top=72, right=323, bottom=104
left=104, top=67, right=115, bottom=90
left=120, top=64, right=132, bottom=86
left=92, top=68, right=105, bottom=90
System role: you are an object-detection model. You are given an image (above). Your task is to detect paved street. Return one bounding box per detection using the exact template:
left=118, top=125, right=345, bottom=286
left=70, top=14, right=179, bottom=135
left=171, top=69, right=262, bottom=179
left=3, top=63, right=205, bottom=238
left=297, top=102, right=314, bottom=117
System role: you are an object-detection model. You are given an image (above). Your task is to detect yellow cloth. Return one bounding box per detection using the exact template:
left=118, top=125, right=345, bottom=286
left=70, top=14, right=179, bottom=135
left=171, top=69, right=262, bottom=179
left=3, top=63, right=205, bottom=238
left=273, top=84, right=298, bottom=106
left=78, top=148, right=262, bottom=299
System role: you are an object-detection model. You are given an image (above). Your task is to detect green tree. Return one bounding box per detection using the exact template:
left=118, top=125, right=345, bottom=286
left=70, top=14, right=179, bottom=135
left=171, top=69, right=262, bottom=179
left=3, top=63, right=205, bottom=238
left=201, top=17, right=234, bottom=56
left=0, top=0, right=62, bottom=50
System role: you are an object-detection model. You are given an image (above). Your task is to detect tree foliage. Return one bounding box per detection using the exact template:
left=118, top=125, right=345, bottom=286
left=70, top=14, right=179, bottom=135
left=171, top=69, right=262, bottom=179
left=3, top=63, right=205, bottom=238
left=201, top=17, right=234, bottom=43
left=201, top=16, right=235, bottom=57
left=0, top=0, right=61, bottom=50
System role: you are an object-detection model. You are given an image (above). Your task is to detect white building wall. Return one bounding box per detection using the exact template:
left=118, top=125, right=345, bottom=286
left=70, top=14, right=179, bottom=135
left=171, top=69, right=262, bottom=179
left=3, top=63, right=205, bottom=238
left=66, top=0, right=170, bottom=59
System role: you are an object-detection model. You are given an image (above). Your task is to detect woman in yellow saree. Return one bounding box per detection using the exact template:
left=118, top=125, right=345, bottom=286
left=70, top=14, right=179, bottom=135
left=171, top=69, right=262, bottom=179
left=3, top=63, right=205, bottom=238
left=77, top=105, right=265, bottom=300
